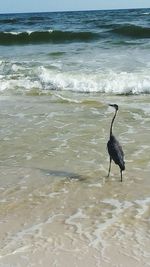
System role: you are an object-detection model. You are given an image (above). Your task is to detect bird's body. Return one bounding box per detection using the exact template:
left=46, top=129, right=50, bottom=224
left=107, top=104, right=125, bottom=181
left=107, top=134, right=125, bottom=171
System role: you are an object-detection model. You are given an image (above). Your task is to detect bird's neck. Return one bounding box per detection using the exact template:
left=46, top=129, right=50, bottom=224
left=110, top=109, right=117, bottom=138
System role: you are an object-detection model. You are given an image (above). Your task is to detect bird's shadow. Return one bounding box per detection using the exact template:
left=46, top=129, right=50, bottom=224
left=39, top=168, right=86, bottom=181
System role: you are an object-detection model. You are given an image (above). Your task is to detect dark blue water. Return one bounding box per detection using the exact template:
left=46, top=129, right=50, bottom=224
left=0, top=9, right=150, bottom=94
left=1, top=9, right=150, bottom=44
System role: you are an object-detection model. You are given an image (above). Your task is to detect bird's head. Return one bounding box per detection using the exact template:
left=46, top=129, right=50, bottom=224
left=109, top=104, right=118, bottom=111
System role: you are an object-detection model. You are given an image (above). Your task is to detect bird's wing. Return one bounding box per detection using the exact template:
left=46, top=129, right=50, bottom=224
left=107, top=136, right=125, bottom=170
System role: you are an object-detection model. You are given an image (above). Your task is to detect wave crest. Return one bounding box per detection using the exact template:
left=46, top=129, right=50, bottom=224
left=1, top=63, right=150, bottom=95
left=111, top=24, right=150, bottom=38
left=0, top=30, right=99, bottom=45
left=34, top=67, right=150, bottom=95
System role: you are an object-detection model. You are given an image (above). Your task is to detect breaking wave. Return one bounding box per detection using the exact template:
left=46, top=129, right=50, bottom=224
left=37, top=67, right=150, bottom=94
left=1, top=64, right=150, bottom=95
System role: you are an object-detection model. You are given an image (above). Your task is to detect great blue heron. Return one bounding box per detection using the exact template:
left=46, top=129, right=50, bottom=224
left=107, top=104, right=125, bottom=182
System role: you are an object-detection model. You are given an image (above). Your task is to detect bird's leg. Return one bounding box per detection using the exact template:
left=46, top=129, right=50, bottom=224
left=120, top=170, right=123, bottom=182
left=107, top=157, right=112, bottom=177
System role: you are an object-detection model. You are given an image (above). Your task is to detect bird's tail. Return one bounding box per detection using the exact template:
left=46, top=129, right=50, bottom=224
left=120, top=161, right=125, bottom=171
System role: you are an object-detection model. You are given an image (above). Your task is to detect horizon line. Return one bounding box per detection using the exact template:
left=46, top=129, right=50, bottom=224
left=0, top=6, right=150, bottom=15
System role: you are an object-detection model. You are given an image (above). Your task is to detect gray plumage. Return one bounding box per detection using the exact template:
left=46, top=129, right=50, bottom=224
left=107, top=104, right=125, bottom=182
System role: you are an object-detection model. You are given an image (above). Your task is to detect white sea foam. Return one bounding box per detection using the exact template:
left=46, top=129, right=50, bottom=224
left=88, top=183, right=102, bottom=188
left=65, top=197, right=150, bottom=250
left=1, top=64, right=150, bottom=95
left=0, top=213, right=63, bottom=257
left=65, top=209, right=89, bottom=236
left=4, top=31, right=22, bottom=35
left=0, top=78, right=42, bottom=92
left=3, top=30, right=54, bottom=36
left=134, top=197, right=150, bottom=219
left=11, top=64, right=24, bottom=72
left=27, top=30, right=34, bottom=35
left=38, top=66, right=150, bottom=94
left=142, top=12, right=150, bottom=15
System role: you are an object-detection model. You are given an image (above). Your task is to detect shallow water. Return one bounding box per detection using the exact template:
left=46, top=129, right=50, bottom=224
left=0, top=94, right=150, bottom=266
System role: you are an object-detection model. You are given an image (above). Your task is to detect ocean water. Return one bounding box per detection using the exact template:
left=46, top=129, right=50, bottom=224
left=0, top=9, right=150, bottom=266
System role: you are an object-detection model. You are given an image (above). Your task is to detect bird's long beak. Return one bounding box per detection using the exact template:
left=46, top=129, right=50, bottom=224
left=108, top=104, right=114, bottom=107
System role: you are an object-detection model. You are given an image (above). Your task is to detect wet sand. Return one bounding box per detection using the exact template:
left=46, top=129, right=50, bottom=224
left=0, top=95, right=150, bottom=266
left=0, top=165, right=150, bottom=267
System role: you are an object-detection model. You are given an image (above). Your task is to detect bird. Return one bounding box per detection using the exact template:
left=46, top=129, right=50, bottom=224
left=107, top=104, right=125, bottom=182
